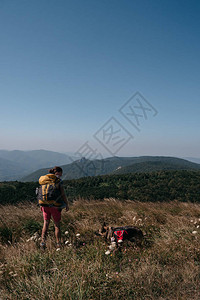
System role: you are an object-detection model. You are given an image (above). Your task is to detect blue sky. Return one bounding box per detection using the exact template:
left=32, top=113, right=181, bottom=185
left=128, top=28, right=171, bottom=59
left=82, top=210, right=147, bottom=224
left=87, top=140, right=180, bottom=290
left=0, top=0, right=200, bottom=158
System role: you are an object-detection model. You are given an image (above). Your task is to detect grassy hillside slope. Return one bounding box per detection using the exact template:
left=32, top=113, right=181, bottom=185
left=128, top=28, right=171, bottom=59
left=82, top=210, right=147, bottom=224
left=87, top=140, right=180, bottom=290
left=0, top=200, right=199, bottom=299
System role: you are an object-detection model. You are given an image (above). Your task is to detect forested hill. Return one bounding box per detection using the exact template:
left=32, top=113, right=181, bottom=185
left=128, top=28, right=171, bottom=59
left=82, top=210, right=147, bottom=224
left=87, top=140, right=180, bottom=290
left=64, top=170, right=200, bottom=202
left=111, top=160, right=200, bottom=175
left=1, top=170, right=200, bottom=205
left=21, top=156, right=200, bottom=182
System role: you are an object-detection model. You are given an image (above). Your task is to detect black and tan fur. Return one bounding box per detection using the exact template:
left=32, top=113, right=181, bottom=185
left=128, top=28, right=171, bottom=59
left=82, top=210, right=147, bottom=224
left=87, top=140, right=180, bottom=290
left=98, top=222, right=144, bottom=244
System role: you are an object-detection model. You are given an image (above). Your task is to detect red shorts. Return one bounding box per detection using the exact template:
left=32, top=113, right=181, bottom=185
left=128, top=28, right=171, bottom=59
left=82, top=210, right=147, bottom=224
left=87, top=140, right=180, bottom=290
left=41, top=206, right=61, bottom=223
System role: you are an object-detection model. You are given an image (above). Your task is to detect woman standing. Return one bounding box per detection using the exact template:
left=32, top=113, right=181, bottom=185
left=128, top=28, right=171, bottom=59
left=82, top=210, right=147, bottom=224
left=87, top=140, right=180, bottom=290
left=38, top=166, right=69, bottom=249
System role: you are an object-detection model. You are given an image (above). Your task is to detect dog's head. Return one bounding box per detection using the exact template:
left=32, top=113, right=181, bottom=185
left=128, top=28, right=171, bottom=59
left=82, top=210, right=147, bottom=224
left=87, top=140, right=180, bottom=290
left=98, top=222, right=113, bottom=241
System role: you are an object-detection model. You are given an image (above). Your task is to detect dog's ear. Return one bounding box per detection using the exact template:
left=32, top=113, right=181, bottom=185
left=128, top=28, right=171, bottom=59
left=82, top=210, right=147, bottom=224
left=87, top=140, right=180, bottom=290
left=100, top=222, right=107, bottom=233
left=99, top=222, right=106, bottom=235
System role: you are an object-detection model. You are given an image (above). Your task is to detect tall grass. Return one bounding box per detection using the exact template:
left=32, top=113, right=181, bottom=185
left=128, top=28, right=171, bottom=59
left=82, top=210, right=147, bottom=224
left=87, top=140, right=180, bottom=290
left=0, top=199, right=200, bottom=299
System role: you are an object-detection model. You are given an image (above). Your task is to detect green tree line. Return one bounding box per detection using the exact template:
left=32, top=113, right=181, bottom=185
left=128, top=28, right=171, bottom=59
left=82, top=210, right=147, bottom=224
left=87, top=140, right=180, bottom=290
left=0, top=170, right=200, bottom=205
left=64, top=170, right=200, bottom=203
left=0, top=181, right=38, bottom=205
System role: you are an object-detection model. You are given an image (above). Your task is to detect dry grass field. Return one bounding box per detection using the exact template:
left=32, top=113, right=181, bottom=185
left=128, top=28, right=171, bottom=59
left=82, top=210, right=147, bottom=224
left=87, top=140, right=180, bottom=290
left=0, top=199, right=200, bottom=299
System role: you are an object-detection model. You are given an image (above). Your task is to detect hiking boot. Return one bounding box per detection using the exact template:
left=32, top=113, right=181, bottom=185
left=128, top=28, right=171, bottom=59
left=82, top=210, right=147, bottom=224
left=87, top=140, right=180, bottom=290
left=56, top=242, right=62, bottom=251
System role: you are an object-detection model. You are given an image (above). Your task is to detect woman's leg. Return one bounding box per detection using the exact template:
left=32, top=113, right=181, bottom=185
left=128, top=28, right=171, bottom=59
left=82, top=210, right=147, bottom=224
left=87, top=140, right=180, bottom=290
left=54, top=221, right=61, bottom=245
left=50, top=207, right=62, bottom=246
left=41, top=219, right=50, bottom=243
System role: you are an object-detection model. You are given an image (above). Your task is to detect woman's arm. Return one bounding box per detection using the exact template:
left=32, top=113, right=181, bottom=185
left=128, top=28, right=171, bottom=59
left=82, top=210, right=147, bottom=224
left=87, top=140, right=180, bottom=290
left=60, top=185, right=69, bottom=211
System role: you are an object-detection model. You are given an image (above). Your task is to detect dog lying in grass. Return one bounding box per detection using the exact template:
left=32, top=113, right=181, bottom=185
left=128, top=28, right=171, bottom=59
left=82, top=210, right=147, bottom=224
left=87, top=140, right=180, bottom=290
left=98, top=222, right=144, bottom=246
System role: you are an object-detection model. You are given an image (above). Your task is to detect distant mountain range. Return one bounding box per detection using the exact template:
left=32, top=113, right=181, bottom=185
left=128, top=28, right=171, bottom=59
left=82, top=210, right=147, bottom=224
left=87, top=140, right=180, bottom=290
left=0, top=150, right=74, bottom=181
left=21, top=156, right=200, bottom=182
left=1, top=149, right=200, bottom=182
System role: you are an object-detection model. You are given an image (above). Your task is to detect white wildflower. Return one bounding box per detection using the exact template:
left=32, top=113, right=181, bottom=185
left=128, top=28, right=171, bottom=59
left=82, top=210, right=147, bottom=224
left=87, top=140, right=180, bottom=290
left=108, top=244, right=116, bottom=250
left=76, top=233, right=80, bottom=237
left=118, top=239, right=123, bottom=243
left=30, top=232, right=39, bottom=241
left=68, top=243, right=72, bottom=247
left=65, top=231, right=69, bottom=235
left=111, top=241, right=116, bottom=245
left=105, top=250, right=111, bottom=255
left=190, top=220, right=194, bottom=222
left=65, top=240, right=69, bottom=245
left=136, top=218, right=142, bottom=225
left=56, top=248, right=61, bottom=251
left=196, top=225, right=199, bottom=228
left=192, top=231, right=197, bottom=234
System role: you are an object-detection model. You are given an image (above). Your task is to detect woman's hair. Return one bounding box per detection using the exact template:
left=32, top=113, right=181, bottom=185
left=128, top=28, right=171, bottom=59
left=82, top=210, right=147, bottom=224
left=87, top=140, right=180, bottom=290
left=49, top=166, right=63, bottom=174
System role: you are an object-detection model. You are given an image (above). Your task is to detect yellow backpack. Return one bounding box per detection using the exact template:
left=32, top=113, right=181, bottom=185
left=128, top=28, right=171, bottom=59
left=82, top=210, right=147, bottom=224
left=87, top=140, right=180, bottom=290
left=37, top=174, right=63, bottom=207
